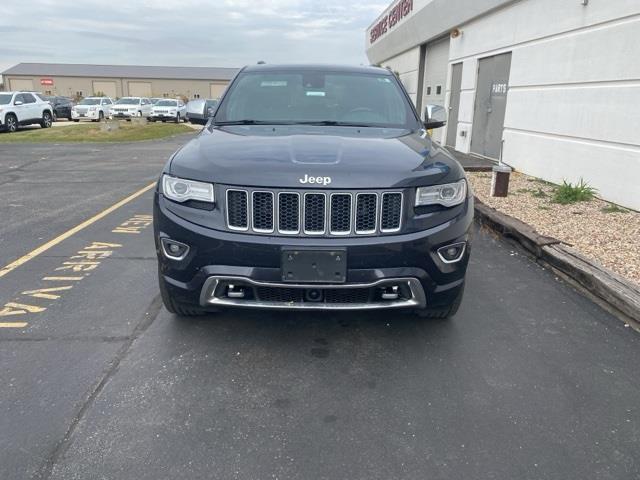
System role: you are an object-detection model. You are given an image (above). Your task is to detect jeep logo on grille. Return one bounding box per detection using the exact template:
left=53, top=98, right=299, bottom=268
left=299, top=174, right=332, bottom=186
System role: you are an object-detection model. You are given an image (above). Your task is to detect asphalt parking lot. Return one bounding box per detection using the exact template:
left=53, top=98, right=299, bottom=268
left=1, top=137, right=639, bottom=479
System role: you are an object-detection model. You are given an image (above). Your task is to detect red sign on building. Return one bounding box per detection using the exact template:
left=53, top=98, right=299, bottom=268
left=40, top=78, right=54, bottom=86
left=370, top=0, right=413, bottom=44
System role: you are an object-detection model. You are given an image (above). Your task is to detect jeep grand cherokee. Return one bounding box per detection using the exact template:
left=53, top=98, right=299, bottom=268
left=154, top=64, right=472, bottom=318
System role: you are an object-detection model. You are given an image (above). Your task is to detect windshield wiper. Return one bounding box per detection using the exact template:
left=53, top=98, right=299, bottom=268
left=213, top=119, right=296, bottom=126
left=294, top=120, right=377, bottom=127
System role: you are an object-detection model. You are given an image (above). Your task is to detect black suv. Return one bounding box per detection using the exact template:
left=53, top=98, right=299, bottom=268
left=154, top=65, right=472, bottom=318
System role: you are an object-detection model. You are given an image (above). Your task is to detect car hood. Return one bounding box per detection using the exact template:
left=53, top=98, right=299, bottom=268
left=168, top=125, right=464, bottom=189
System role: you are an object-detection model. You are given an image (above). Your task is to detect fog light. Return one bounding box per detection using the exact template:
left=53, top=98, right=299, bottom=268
left=161, top=238, right=190, bottom=260
left=437, top=242, right=466, bottom=263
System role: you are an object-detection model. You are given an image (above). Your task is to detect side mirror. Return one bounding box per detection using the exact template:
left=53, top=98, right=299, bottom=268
left=207, top=107, right=215, bottom=117
left=423, top=104, right=446, bottom=130
left=14, top=100, right=23, bottom=106
left=424, top=120, right=445, bottom=129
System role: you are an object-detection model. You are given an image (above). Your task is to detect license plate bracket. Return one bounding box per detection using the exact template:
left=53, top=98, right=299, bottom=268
left=281, top=248, right=346, bottom=283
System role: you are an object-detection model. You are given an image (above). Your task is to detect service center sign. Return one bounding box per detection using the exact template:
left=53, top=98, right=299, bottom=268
left=40, top=78, right=54, bottom=86
left=370, top=0, right=413, bottom=44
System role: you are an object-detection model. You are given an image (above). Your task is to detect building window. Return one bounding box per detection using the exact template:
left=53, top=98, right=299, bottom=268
left=193, top=93, right=200, bottom=99
left=426, top=86, right=431, bottom=95
left=436, top=85, right=442, bottom=95
left=76, top=91, right=83, bottom=98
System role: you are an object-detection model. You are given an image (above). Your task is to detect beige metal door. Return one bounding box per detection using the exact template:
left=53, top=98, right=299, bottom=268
left=128, top=82, right=152, bottom=97
left=421, top=37, right=450, bottom=143
left=92, top=81, right=117, bottom=98
left=10, top=78, right=34, bottom=91
left=209, top=82, right=227, bottom=99
left=446, top=63, right=463, bottom=147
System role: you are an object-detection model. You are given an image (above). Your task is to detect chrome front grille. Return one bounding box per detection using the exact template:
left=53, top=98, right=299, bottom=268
left=304, top=193, right=326, bottom=234
left=225, top=188, right=403, bottom=237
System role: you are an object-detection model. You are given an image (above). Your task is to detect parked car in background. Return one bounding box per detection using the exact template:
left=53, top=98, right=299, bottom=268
left=185, top=99, right=217, bottom=124
left=71, top=97, right=113, bottom=122
left=0, top=91, right=54, bottom=132
left=37, top=95, right=74, bottom=121
left=110, top=97, right=153, bottom=120
left=149, top=99, right=187, bottom=123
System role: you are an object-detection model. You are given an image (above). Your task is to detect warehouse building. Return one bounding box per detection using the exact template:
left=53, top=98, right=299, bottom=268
left=1, top=63, right=239, bottom=101
left=366, top=0, right=640, bottom=210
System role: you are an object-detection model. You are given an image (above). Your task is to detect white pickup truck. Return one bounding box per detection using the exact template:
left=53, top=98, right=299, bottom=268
left=0, top=91, right=54, bottom=132
left=149, top=99, right=187, bottom=123
left=109, top=97, right=153, bottom=120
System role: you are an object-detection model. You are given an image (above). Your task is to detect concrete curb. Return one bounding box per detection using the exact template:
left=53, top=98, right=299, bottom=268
left=474, top=197, right=640, bottom=324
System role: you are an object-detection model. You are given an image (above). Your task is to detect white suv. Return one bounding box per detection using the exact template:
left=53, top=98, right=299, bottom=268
left=0, top=91, right=54, bottom=133
left=149, top=99, right=187, bottom=123
left=110, top=97, right=153, bottom=120
left=71, top=97, right=113, bottom=122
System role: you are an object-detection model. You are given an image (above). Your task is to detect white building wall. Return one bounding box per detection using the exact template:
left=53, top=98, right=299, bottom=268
left=450, top=0, right=640, bottom=209
left=379, top=46, right=421, bottom=105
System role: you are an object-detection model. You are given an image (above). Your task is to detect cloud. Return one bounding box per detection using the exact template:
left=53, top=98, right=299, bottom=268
left=0, top=0, right=383, bottom=72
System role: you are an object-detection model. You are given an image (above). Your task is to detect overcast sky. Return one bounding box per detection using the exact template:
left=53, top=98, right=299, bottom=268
left=0, top=0, right=387, bottom=77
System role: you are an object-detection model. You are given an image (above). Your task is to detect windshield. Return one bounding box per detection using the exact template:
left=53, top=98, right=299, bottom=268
left=0, top=94, right=13, bottom=105
left=215, top=70, right=418, bottom=128
left=155, top=100, right=177, bottom=107
left=116, top=97, right=139, bottom=105
left=79, top=98, right=101, bottom=105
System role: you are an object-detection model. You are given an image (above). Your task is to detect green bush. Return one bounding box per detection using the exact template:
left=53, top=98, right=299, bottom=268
left=552, top=179, right=596, bottom=204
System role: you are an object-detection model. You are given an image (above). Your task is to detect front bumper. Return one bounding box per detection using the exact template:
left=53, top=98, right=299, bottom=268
left=110, top=111, right=137, bottom=119
left=72, top=110, right=100, bottom=120
left=150, top=113, right=178, bottom=120
left=154, top=193, right=473, bottom=311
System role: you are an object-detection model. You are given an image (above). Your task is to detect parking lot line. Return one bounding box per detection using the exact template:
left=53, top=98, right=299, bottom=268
left=0, top=182, right=156, bottom=280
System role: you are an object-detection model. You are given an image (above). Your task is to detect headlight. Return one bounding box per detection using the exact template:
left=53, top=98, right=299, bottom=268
left=162, top=175, right=214, bottom=203
left=89, top=106, right=97, bottom=110
left=415, top=179, right=467, bottom=207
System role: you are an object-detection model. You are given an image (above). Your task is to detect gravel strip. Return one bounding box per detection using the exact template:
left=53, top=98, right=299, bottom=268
left=468, top=172, right=640, bottom=287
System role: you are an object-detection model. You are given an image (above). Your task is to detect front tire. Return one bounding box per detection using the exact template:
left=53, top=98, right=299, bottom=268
left=158, top=267, right=207, bottom=317
left=98, top=111, right=104, bottom=122
left=5, top=114, right=18, bottom=132
left=175, top=113, right=180, bottom=123
left=414, top=284, right=465, bottom=319
left=40, top=111, right=53, bottom=128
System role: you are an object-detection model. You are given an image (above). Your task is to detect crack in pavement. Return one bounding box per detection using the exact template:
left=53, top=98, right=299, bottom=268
left=34, top=294, right=165, bottom=480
